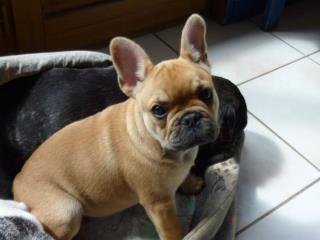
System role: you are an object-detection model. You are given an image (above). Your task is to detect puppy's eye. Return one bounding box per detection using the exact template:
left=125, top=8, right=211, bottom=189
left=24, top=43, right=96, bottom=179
left=199, top=88, right=213, bottom=102
left=151, top=105, right=167, bottom=119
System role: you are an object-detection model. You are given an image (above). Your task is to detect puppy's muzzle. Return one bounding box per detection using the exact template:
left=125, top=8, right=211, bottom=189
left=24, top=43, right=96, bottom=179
left=168, top=111, right=219, bottom=151
left=181, top=112, right=202, bottom=128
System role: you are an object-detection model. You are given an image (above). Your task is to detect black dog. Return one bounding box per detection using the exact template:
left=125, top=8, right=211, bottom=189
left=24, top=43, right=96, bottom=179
left=0, top=66, right=247, bottom=198
left=192, top=76, right=247, bottom=178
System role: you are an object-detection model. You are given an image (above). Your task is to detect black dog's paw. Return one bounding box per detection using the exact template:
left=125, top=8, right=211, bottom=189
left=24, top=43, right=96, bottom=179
left=178, top=173, right=205, bottom=195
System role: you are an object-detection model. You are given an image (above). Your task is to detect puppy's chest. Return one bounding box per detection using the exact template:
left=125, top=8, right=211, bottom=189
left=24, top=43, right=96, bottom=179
left=161, top=148, right=198, bottom=183
left=168, top=146, right=198, bottom=168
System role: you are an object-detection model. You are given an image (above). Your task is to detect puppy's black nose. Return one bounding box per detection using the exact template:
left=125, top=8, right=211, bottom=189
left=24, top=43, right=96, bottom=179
left=182, top=112, right=202, bottom=128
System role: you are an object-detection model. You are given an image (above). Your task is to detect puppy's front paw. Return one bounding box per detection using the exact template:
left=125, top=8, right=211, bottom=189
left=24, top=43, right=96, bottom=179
left=179, top=173, right=205, bottom=195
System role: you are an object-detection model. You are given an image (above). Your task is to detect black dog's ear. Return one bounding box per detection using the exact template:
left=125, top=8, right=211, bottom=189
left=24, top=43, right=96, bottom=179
left=219, top=105, right=236, bottom=142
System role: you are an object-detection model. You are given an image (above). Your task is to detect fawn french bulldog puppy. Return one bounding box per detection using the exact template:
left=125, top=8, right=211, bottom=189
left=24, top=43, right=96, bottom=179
left=13, top=14, right=219, bottom=240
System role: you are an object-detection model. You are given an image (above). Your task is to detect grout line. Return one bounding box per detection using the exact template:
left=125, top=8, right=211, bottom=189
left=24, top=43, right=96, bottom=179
left=237, top=49, right=319, bottom=87
left=237, top=177, right=320, bottom=236
left=236, top=55, right=306, bottom=86
left=309, top=57, right=320, bottom=65
left=269, top=31, right=306, bottom=55
left=248, top=111, right=320, bottom=172
left=252, top=17, right=320, bottom=64
left=308, top=51, right=320, bottom=65
left=152, top=33, right=179, bottom=56
left=248, top=15, right=309, bottom=57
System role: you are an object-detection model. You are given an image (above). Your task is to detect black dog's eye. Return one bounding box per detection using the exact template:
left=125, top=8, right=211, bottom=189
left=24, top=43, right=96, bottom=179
left=199, top=88, right=213, bottom=102
left=151, top=105, right=167, bottom=119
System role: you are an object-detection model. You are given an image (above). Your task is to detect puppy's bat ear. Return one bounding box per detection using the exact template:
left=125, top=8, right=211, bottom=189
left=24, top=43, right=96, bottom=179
left=110, top=37, right=153, bottom=98
left=180, top=14, right=210, bottom=69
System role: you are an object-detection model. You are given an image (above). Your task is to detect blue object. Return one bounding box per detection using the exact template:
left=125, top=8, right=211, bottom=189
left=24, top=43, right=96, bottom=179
left=222, top=0, right=292, bottom=31
left=261, top=0, right=286, bottom=31
left=224, top=0, right=266, bottom=23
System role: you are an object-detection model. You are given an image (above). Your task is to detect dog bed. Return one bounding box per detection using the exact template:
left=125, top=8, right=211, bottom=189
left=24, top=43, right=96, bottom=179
left=0, top=51, right=243, bottom=240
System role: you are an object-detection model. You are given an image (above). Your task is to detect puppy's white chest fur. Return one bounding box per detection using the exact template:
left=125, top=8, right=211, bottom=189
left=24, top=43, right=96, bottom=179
left=177, top=146, right=199, bottom=163
left=163, top=146, right=199, bottom=186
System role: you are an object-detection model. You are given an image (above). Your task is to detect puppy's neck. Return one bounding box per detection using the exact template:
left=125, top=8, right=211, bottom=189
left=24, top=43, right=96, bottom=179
left=125, top=99, right=163, bottom=159
left=124, top=99, right=195, bottom=163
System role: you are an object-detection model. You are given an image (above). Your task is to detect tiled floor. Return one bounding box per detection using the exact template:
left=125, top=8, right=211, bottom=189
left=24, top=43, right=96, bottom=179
left=98, top=0, right=320, bottom=239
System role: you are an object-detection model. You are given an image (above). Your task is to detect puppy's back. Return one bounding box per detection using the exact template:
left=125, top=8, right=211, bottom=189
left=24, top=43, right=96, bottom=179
left=13, top=106, right=118, bottom=202
left=13, top=101, right=136, bottom=220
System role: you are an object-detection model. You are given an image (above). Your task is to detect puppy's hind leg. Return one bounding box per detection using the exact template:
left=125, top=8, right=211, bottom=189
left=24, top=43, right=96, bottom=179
left=32, top=195, right=83, bottom=240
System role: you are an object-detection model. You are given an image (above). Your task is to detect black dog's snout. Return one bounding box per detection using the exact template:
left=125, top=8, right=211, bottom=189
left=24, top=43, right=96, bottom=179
left=181, top=112, right=202, bottom=128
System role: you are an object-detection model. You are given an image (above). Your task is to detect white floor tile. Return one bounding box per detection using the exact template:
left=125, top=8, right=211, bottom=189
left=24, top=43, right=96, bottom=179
left=101, top=34, right=177, bottom=63
left=271, top=0, right=320, bottom=55
left=237, top=114, right=319, bottom=230
left=238, top=179, right=320, bottom=240
left=239, top=58, right=320, bottom=168
left=309, top=51, right=320, bottom=64
left=133, top=34, right=177, bottom=63
left=157, top=19, right=302, bottom=84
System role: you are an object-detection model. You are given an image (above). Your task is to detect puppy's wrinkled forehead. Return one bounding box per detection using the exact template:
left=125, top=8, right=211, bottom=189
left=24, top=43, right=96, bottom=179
left=143, top=59, right=212, bottom=103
